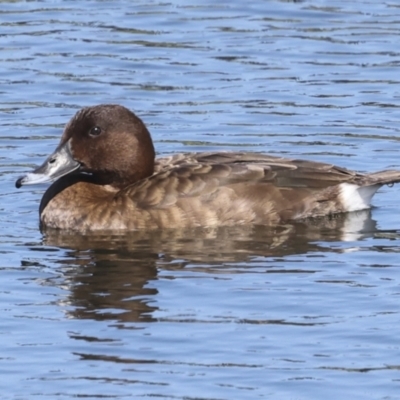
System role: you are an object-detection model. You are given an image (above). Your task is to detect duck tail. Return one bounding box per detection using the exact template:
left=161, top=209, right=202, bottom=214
left=361, top=170, right=400, bottom=186
left=337, top=170, right=400, bottom=213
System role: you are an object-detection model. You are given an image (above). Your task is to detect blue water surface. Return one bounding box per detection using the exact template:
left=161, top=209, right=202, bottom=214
left=1, top=1, right=400, bottom=399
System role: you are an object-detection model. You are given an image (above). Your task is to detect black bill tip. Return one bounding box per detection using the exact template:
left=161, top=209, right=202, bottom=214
left=15, top=177, right=23, bottom=189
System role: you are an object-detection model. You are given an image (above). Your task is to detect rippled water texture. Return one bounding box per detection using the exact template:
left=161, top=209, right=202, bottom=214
left=1, top=1, right=400, bottom=399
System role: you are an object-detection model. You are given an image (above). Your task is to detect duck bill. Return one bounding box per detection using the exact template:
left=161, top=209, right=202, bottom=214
left=15, top=140, right=80, bottom=188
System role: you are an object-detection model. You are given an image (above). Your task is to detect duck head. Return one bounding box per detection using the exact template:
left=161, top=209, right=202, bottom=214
left=16, top=104, right=156, bottom=190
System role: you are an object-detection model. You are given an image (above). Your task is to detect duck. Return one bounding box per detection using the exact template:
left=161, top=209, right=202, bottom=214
left=15, top=104, right=400, bottom=232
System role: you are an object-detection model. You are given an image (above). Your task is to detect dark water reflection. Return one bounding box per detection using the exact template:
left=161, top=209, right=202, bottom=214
left=41, top=211, right=381, bottom=324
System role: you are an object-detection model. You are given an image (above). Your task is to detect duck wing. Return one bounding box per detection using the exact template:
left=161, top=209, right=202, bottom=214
left=117, top=152, right=400, bottom=227
left=150, top=151, right=359, bottom=194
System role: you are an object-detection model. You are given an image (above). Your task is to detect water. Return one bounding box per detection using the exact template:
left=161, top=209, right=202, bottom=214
left=1, top=0, right=400, bottom=399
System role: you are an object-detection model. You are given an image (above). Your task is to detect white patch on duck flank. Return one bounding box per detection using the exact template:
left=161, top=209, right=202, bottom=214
left=339, top=183, right=381, bottom=212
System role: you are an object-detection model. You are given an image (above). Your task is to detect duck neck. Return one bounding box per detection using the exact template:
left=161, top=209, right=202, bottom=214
left=95, top=153, right=156, bottom=190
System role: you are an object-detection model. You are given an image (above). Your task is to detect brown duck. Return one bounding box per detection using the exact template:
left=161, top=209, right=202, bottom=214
left=15, top=104, right=400, bottom=232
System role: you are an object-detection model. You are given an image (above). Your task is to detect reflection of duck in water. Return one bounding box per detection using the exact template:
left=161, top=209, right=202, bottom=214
left=16, top=104, right=400, bottom=232
left=45, top=210, right=378, bottom=269
left=45, top=211, right=379, bottom=323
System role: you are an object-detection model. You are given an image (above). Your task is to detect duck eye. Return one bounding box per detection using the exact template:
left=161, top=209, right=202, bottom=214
left=89, top=126, right=102, bottom=136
